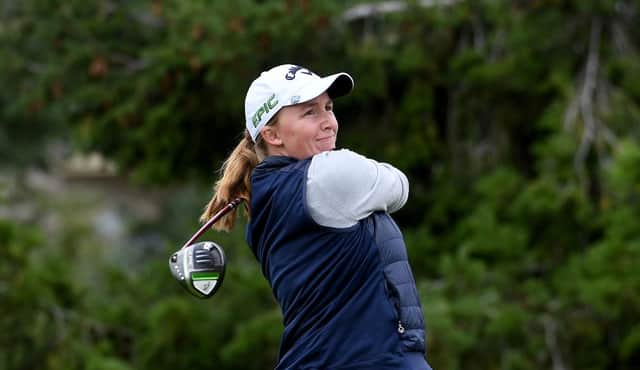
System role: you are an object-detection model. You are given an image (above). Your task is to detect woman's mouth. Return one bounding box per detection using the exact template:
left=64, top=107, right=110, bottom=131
left=317, top=135, right=335, bottom=142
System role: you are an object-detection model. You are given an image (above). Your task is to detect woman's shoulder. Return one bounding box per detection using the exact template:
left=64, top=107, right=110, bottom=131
left=309, top=149, right=372, bottom=177
left=307, top=149, right=384, bottom=201
left=312, top=148, right=366, bottom=162
left=306, top=149, right=409, bottom=227
left=306, top=149, right=374, bottom=228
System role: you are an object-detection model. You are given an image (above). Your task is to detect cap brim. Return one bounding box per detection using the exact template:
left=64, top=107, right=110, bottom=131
left=285, top=72, right=354, bottom=106
left=325, top=73, right=354, bottom=99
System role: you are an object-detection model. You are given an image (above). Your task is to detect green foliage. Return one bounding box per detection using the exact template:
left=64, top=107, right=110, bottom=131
left=0, top=219, right=87, bottom=369
left=220, top=308, right=282, bottom=369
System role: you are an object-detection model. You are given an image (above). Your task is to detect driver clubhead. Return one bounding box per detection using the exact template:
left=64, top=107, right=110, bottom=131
left=169, top=241, right=226, bottom=298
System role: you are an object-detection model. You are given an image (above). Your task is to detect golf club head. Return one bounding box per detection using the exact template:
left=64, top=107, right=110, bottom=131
left=169, top=241, right=226, bottom=298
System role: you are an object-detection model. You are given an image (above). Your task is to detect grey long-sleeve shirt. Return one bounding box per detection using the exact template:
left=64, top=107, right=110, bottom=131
left=305, top=149, right=409, bottom=228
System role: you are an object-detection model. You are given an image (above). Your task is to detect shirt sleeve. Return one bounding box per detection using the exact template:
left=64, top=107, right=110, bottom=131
left=305, top=149, right=409, bottom=228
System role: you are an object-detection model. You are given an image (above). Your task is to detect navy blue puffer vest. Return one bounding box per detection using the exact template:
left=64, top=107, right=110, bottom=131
left=246, top=156, right=426, bottom=370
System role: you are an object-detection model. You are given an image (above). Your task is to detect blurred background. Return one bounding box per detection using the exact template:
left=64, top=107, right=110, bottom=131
left=1, top=0, right=639, bottom=369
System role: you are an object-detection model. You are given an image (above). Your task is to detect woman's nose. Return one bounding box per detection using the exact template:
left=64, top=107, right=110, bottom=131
left=321, top=112, right=337, bottom=130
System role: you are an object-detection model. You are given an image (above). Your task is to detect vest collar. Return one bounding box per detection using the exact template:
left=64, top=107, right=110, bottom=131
left=254, top=156, right=300, bottom=175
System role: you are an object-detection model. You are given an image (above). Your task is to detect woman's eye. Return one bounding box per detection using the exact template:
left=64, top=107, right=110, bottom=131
left=304, top=109, right=314, bottom=116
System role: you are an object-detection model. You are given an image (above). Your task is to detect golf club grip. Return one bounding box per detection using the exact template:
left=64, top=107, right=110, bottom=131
left=181, top=198, right=243, bottom=249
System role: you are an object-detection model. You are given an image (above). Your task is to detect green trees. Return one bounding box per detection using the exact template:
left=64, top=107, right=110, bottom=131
left=1, top=0, right=639, bottom=369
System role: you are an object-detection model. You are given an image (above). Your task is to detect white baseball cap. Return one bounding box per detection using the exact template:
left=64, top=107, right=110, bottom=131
left=244, top=64, right=354, bottom=142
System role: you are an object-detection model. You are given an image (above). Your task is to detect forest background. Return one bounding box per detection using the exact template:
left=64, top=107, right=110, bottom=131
left=1, top=1, right=639, bottom=369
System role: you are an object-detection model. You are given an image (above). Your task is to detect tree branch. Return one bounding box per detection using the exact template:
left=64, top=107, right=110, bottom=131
left=542, top=314, right=568, bottom=370
left=342, top=0, right=459, bottom=22
left=573, top=17, right=602, bottom=178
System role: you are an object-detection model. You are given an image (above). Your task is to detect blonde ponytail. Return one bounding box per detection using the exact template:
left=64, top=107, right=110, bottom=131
left=200, top=130, right=262, bottom=231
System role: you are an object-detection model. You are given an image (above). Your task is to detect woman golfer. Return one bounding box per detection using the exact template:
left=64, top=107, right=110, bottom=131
left=202, top=64, right=432, bottom=370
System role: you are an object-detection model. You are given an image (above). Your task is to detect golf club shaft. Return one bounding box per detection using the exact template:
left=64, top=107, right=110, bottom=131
left=181, top=198, right=243, bottom=249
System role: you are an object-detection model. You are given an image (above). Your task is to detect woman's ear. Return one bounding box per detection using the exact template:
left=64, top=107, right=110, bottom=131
left=260, top=126, right=283, bottom=146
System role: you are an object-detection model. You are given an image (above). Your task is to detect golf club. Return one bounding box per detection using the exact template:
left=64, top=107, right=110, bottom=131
left=169, top=198, right=243, bottom=298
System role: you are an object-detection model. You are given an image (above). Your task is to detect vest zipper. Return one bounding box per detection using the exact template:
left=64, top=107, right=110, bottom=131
left=397, top=320, right=405, bottom=334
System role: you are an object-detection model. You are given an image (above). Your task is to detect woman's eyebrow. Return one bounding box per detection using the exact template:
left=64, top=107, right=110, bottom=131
left=298, top=101, right=319, bottom=110
left=299, top=98, right=332, bottom=109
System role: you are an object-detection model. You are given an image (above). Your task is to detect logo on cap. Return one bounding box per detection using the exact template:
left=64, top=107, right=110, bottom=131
left=285, top=65, right=314, bottom=80
left=251, top=94, right=279, bottom=128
